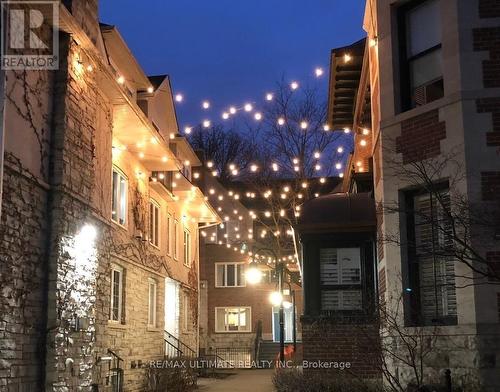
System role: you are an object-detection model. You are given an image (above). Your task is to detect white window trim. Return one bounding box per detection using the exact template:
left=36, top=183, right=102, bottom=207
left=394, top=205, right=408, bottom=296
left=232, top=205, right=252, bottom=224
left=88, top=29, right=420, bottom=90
left=110, top=264, right=124, bottom=323
left=111, top=167, right=128, bottom=228
left=215, top=307, right=252, bottom=333
left=183, top=227, right=191, bottom=267
left=149, top=199, right=161, bottom=249
left=173, top=218, right=179, bottom=260
left=215, top=262, right=246, bottom=288
left=148, top=278, right=157, bottom=327
left=166, top=213, right=172, bottom=256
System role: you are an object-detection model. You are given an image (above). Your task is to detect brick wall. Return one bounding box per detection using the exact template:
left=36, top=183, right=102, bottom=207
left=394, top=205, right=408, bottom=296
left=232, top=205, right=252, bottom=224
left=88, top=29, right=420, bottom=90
left=301, top=318, right=381, bottom=379
left=473, top=27, right=500, bottom=88
left=481, top=171, right=500, bottom=201
left=479, top=0, right=500, bottom=18
left=396, top=109, right=446, bottom=164
left=476, top=98, right=500, bottom=146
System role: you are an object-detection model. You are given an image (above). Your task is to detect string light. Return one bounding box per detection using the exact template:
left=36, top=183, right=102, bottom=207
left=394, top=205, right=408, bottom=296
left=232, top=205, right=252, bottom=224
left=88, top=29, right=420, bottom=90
left=184, top=126, right=192, bottom=134
left=344, top=54, right=352, bottom=63
left=314, top=67, right=324, bottom=77
left=203, top=120, right=211, bottom=128
left=337, top=146, right=344, bottom=154
left=360, top=139, right=367, bottom=146
left=222, top=112, right=229, bottom=120
left=117, top=75, right=125, bottom=84
left=369, top=37, right=378, bottom=47
left=343, top=127, right=351, bottom=134
left=290, top=81, right=299, bottom=90
left=202, top=101, right=210, bottom=109
left=314, top=151, right=321, bottom=159
left=272, top=163, right=279, bottom=171
left=229, top=106, right=237, bottom=114
left=300, top=121, right=308, bottom=130
left=335, top=163, right=342, bottom=170
left=362, top=128, right=370, bottom=135
left=147, top=86, right=154, bottom=93
left=266, top=93, right=273, bottom=101
left=250, top=164, right=258, bottom=172
left=254, top=112, right=262, bottom=121
left=277, top=117, right=285, bottom=126
left=323, top=124, right=330, bottom=131
left=244, top=103, right=253, bottom=112
left=175, top=93, right=183, bottom=102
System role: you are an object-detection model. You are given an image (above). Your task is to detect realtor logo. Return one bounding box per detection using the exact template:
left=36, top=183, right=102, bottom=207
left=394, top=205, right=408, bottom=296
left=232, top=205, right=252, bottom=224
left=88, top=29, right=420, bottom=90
left=1, top=0, right=59, bottom=70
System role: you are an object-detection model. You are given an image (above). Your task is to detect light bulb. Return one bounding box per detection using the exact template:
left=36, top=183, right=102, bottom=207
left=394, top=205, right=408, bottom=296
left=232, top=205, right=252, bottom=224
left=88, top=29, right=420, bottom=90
left=202, top=101, right=210, bottom=109
left=277, top=117, right=285, bottom=126
left=300, top=121, right=308, bottom=129
left=290, top=81, right=299, bottom=90
left=254, top=112, right=262, bottom=121
left=315, top=67, right=324, bottom=77
left=335, top=163, right=342, bottom=170
left=337, top=147, right=344, bottom=154
left=175, top=93, right=183, bottom=102
left=184, top=126, right=192, bottom=134
left=147, top=86, right=154, bottom=94
left=229, top=106, right=237, bottom=114
left=266, top=93, right=273, bottom=101
left=269, top=291, right=283, bottom=306
left=222, top=112, right=229, bottom=120
left=244, top=103, right=253, bottom=112
left=203, top=120, right=211, bottom=128
left=314, top=151, right=320, bottom=159
left=323, top=124, right=330, bottom=131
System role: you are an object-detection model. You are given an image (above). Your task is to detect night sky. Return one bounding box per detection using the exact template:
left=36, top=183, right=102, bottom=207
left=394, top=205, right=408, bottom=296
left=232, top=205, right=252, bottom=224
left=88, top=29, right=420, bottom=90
left=99, top=0, right=366, bottom=130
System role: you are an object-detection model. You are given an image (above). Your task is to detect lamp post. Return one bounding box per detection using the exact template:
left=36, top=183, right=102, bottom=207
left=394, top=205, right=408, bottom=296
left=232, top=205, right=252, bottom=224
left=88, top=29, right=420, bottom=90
left=246, top=247, right=296, bottom=365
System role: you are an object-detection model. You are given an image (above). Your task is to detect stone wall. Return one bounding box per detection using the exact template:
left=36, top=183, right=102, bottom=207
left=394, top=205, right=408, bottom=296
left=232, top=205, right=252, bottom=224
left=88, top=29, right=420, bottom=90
left=0, top=154, right=49, bottom=390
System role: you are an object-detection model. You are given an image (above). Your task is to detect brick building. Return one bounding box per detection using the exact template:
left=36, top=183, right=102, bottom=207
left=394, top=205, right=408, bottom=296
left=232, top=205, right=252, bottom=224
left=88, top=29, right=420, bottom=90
left=0, top=2, right=217, bottom=390
left=195, top=167, right=303, bottom=366
left=299, top=0, right=500, bottom=390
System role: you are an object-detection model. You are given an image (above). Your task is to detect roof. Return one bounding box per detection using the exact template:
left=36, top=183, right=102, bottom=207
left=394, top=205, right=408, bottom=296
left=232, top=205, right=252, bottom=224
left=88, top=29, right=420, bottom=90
left=327, top=38, right=367, bottom=131
left=295, top=192, right=375, bottom=234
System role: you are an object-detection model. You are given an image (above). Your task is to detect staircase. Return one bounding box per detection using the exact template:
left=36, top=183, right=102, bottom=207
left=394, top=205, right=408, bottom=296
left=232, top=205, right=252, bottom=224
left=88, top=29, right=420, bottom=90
left=164, top=330, right=196, bottom=359
left=258, top=341, right=281, bottom=364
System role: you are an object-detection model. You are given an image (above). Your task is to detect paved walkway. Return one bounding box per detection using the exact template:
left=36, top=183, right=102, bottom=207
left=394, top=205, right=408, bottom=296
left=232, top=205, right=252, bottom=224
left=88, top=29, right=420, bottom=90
left=197, top=369, right=275, bottom=392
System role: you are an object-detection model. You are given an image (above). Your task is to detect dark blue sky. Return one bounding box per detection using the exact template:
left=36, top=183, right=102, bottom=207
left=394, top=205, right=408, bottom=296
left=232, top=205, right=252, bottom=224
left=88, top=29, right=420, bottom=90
left=99, top=1, right=366, bottom=129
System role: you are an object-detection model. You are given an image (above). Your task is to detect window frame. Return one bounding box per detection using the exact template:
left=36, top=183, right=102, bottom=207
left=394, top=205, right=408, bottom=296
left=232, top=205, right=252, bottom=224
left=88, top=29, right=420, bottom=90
left=111, top=167, right=128, bottom=227
left=215, top=307, right=252, bottom=333
left=149, top=199, right=161, bottom=249
left=148, top=278, right=157, bottom=327
left=110, top=264, right=124, bottom=323
left=183, top=227, right=191, bottom=267
left=397, top=0, right=443, bottom=112
left=166, top=213, right=172, bottom=256
left=402, top=183, right=457, bottom=327
left=173, top=217, right=179, bottom=260
left=215, top=262, right=246, bottom=288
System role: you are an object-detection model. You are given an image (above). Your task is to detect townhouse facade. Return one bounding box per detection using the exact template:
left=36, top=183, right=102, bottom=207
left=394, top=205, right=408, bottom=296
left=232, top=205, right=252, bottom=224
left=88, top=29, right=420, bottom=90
left=298, top=0, right=500, bottom=389
left=0, top=1, right=217, bottom=390
left=195, top=169, right=303, bottom=365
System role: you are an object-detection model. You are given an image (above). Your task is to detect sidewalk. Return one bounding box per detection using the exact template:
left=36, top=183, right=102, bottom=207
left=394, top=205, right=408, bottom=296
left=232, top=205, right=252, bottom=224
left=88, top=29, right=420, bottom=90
left=197, top=369, right=275, bottom=392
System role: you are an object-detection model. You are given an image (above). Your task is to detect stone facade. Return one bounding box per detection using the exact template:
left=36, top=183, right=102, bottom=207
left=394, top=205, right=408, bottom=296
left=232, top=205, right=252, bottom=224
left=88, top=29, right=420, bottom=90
left=0, top=2, right=214, bottom=390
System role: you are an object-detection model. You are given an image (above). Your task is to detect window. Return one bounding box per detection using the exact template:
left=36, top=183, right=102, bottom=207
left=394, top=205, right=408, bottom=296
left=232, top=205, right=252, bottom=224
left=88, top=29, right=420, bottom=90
left=148, top=279, right=157, bottom=327
left=399, top=0, right=443, bottom=110
left=173, top=218, right=178, bottom=260
left=112, top=168, right=127, bottom=226
left=320, top=248, right=362, bottom=311
left=110, top=265, right=124, bottom=322
left=183, top=228, right=191, bottom=267
left=215, top=307, right=251, bottom=332
left=166, top=213, right=172, bottom=255
left=215, top=263, right=246, bottom=287
left=404, top=186, right=457, bottom=325
left=149, top=200, right=160, bottom=248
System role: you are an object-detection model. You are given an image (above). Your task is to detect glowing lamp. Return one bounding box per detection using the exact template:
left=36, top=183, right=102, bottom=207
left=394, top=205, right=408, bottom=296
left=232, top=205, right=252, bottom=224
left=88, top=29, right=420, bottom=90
left=269, top=291, right=283, bottom=306
left=246, top=267, right=263, bottom=285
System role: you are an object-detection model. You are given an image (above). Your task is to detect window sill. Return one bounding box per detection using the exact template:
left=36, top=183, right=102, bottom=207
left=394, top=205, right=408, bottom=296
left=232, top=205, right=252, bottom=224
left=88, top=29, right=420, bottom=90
left=107, top=321, right=126, bottom=329
left=111, top=220, right=128, bottom=232
left=381, top=95, right=446, bottom=129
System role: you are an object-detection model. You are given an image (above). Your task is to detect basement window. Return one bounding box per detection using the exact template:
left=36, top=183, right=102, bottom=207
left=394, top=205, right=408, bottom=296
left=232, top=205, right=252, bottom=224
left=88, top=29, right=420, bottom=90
left=398, top=0, right=444, bottom=111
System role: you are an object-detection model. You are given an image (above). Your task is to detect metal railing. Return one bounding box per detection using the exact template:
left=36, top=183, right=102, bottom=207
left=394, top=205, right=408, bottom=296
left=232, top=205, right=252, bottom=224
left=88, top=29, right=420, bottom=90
left=163, top=330, right=196, bottom=358
left=215, top=348, right=252, bottom=368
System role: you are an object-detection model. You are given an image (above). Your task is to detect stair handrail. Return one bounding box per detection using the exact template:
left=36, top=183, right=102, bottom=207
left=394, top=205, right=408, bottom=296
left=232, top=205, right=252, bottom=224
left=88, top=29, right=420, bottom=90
left=254, top=320, right=263, bottom=362
left=164, top=330, right=196, bottom=358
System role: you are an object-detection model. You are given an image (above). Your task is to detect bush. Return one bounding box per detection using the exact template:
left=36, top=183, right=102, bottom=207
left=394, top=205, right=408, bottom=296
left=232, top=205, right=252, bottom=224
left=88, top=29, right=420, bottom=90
left=144, top=358, right=197, bottom=392
left=273, top=369, right=387, bottom=392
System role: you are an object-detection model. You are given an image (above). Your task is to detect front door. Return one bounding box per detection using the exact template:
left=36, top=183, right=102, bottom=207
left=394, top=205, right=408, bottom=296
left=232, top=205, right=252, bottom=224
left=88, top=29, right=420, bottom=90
left=272, top=306, right=294, bottom=342
left=164, top=278, right=180, bottom=338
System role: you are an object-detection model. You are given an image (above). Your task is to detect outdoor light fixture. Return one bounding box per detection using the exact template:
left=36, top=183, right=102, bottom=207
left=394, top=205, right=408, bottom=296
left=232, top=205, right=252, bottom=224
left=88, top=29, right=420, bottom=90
left=344, top=53, right=352, bottom=63
left=117, top=75, right=125, bottom=84
left=175, top=93, right=183, bottom=102
left=246, top=266, right=263, bottom=285
left=283, top=301, right=293, bottom=310
left=147, top=86, right=154, bottom=93
left=344, top=127, right=351, bottom=134
left=360, top=139, right=367, bottom=146
left=323, top=124, right=330, bottom=131
left=269, top=291, right=283, bottom=306
left=244, top=103, right=253, bottom=112
left=315, top=67, right=324, bottom=77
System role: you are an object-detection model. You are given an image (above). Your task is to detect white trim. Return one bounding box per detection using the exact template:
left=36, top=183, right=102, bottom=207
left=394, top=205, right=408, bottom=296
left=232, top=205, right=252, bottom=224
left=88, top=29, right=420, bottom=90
left=149, top=198, right=161, bottom=249
left=215, top=307, right=252, bottom=333
left=148, top=278, right=157, bottom=327
left=183, top=227, right=191, bottom=267
left=214, top=262, right=246, bottom=288
left=110, top=264, right=124, bottom=323
left=166, top=213, right=172, bottom=256
left=111, top=166, right=128, bottom=228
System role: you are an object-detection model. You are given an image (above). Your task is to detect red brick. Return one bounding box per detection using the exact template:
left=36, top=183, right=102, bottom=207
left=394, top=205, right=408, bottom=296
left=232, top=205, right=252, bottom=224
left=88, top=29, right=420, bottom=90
left=396, top=109, right=446, bottom=164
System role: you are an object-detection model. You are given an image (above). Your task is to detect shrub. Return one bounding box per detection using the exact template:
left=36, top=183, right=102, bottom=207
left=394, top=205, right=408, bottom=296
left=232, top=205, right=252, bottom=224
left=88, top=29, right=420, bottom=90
left=273, top=369, right=387, bottom=392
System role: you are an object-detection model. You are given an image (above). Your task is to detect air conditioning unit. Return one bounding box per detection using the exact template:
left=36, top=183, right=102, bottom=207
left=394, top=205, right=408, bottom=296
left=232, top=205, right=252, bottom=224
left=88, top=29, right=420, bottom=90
left=413, top=78, right=444, bottom=107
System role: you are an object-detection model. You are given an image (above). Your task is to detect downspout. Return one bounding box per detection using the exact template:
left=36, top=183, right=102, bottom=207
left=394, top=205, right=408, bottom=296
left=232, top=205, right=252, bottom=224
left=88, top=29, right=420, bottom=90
left=0, top=68, right=5, bottom=221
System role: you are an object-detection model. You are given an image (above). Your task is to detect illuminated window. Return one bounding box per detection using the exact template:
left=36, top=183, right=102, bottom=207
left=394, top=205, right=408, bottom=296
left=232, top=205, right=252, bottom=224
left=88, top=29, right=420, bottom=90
left=215, top=307, right=251, bottom=332
left=110, top=264, right=123, bottom=322
left=149, top=200, right=160, bottom=248
left=112, top=168, right=127, bottom=226
left=183, top=228, right=191, bottom=267
left=148, top=278, right=157, bottom=327
left=215, top=263, right=246, bottom=287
